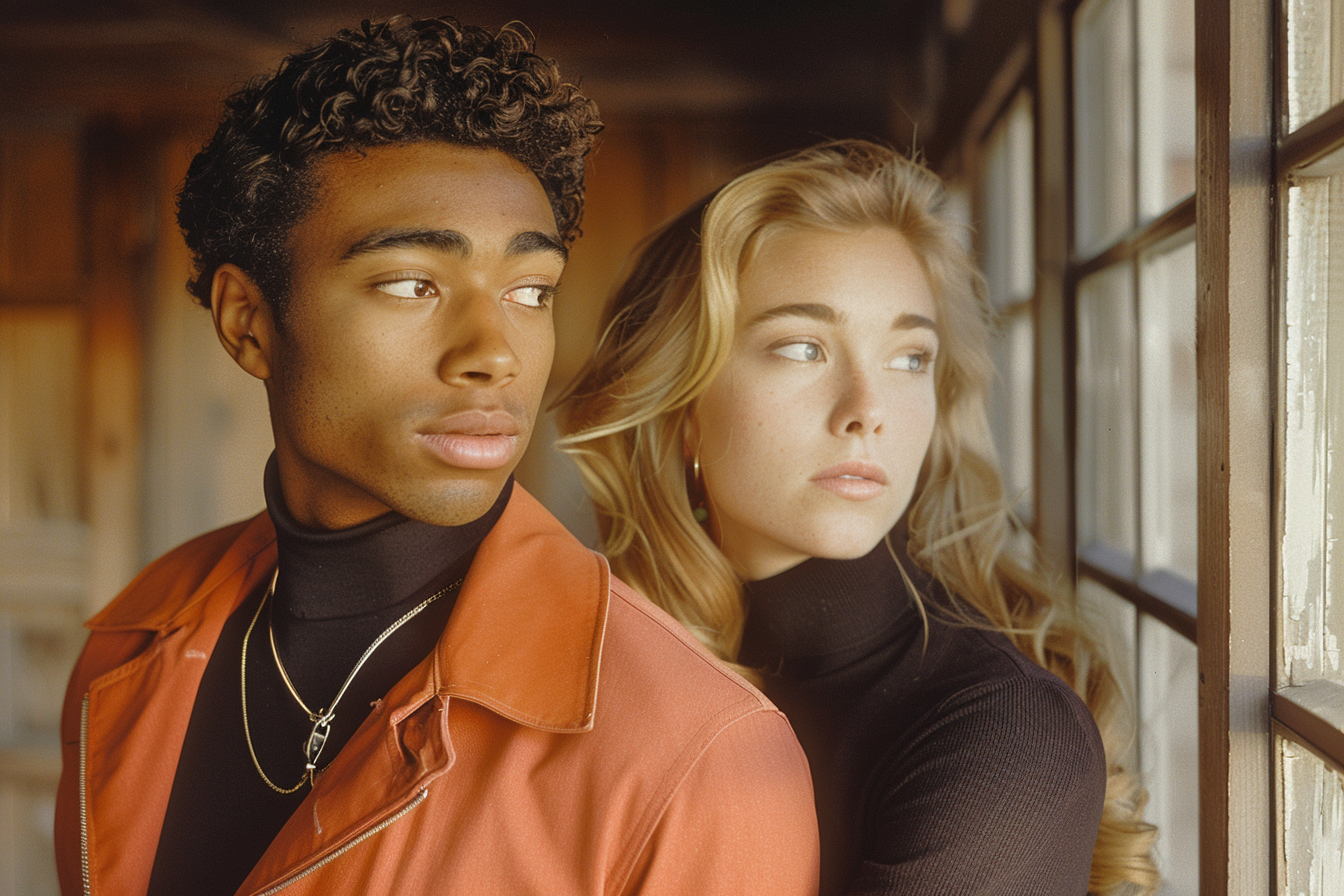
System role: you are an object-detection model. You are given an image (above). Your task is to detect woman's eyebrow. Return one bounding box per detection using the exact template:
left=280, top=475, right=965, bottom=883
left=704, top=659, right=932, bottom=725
left=744, top=302, right=836, bottom=327
left=894, top=312, right=937, bottom=332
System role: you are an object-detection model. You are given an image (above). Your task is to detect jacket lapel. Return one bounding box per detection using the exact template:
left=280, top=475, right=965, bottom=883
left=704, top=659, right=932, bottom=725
left=238, top=485, right=613, bottom=891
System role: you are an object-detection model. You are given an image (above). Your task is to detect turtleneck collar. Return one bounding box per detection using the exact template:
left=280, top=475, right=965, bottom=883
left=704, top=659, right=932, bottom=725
left=739, top=527, right=924, bottom=678
left=264, top=453, right=512, bottom=620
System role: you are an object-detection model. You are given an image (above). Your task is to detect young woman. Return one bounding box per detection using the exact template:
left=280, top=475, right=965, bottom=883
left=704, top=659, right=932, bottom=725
left=558, top=140, right=1158, bottom=895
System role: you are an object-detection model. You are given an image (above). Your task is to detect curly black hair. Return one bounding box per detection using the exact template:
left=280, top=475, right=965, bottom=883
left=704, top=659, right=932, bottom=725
left=177, top=16, right=602, bottom=317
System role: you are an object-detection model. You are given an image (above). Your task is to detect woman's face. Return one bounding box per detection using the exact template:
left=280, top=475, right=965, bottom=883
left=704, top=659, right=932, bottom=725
left=691, top=226, right=939, bottom=581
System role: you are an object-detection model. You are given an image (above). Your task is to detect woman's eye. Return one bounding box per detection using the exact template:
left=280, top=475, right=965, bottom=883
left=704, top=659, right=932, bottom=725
left=888, top=352, right=931, bottom=372
left=774, top=342, right=823, bottom=362
left=376, top=278, right=436, bottom=299
left=505, top=285, right=554, bottom=308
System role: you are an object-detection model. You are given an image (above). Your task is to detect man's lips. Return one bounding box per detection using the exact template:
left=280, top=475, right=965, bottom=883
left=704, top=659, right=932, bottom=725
left=418, top=410, right=523, bottom=470
left=811, top=461, right=888, bottom=499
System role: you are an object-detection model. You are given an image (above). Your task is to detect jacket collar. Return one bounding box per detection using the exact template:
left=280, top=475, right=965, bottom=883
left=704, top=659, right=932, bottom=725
left=85, top=484, right=608, bottom=733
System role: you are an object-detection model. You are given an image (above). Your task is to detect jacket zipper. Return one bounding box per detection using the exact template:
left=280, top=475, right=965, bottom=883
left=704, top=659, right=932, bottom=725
left=79, top=693, right=91, bottom=896
left=254, top=788, right=429, bottom=895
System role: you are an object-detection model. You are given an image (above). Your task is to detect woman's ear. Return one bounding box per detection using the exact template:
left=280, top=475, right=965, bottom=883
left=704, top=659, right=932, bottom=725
left=211, top=264, right=274, bottom=381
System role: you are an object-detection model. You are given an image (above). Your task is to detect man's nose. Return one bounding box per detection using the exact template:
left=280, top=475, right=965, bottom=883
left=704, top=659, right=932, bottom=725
left=437, top=292, right=522, bottom=385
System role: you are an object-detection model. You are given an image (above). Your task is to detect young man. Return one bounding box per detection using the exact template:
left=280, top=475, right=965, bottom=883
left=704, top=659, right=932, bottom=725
left=54, top=17, right=818, bottom=896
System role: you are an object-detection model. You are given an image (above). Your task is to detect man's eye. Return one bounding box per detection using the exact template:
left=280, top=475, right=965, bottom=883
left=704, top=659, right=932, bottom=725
left=505, top=285, right=554, bottom=308
left=774, top=342, right=823, bottom=362
left=376, top=278, right=437, bottom=299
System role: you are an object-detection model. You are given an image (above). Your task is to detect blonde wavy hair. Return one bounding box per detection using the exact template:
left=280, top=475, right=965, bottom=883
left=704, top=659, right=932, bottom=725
left=557, top=140, right=1157, bottom=895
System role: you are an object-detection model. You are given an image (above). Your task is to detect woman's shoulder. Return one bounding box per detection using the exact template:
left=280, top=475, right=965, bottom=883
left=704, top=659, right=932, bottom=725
left=905, top=620, right=1104, bottom=775
left=858, top=625, right=1107, bottom=892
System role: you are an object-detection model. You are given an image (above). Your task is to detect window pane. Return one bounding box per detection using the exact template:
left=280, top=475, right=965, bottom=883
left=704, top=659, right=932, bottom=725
left=1138, top=234, right=1198, bottom=582
left=983, top=91, right=1035, bottom=309
left=1286, top=0, right=1344, bottom=132
left=1138, top=614, right=1199, bottom=895
left=1136, top=0, right=1195, bottom=217
left=1077, top=263, right=1137, bottom=562
left=990, top=309, right=1034, bottom=523
left=1279, top=736, right=1344, bottom=895
left=1282, top=148, right=1344, bottom=686
left=1078, top=578, right=1138, bottom=767
left=1074, top=0, right=1135, bottom=255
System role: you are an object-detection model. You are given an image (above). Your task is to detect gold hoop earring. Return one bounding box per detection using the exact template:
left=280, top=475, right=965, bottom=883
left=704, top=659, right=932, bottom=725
left=687, top=451, right=709, bottom=524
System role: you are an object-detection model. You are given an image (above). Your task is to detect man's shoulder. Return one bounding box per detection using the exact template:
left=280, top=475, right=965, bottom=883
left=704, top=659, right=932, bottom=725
left=88, top=513, right=273, bottom=630
left=595, top=575, right=781, bottom=731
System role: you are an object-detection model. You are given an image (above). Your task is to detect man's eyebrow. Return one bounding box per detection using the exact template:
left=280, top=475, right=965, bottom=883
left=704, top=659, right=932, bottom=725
left=341, top=228, right=470, bottom=261
left=507, top=230, right=568, bottom=262
left=339, top=228, right=567, bottom=263
left=744, top=303, right=836, bottom=327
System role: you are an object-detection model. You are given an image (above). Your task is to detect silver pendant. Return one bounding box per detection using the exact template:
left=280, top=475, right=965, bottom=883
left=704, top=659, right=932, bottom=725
left=305, top=717, right=331, bottom=769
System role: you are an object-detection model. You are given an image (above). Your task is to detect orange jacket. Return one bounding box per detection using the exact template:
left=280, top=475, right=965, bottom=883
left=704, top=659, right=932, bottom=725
left=55, top=486, right=819, bottom=895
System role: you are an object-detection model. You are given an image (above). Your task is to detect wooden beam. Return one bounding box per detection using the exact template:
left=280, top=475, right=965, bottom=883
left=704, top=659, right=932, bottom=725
left=83, top=120, right=151, bottom=613
left=1033, top=2, right=1076, bottom=579
left=1193, top=0, right=1274, bottom=892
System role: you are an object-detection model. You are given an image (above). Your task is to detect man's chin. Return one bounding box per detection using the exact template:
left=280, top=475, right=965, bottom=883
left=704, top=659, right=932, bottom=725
left=385, top=474, right=514, bottom=528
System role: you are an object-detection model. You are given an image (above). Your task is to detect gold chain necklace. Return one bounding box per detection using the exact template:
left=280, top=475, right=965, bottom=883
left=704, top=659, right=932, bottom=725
left=241, top=568, right=463, bottom=793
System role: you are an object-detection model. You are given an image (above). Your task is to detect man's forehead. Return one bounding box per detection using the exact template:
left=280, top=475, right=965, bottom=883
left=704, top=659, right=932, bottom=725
left=295, top=142, right=560, bottom=258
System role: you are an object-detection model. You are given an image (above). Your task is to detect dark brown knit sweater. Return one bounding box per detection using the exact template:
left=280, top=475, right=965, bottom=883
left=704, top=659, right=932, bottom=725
left=740, top=534, right=1105, bottom=896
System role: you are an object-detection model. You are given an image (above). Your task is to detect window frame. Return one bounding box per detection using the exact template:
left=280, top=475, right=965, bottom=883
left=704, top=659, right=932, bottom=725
left=956, top=1, right=1282, bottom=891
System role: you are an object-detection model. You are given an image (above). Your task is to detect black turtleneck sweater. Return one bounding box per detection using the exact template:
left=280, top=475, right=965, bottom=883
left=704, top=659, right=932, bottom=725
left=146, top=458, right=511, bottom=896
left=739, top=535, right=1106, bottom=896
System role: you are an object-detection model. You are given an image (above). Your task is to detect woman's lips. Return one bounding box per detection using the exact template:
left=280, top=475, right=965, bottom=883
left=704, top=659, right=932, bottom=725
left=418, top=410, right=522, bottom=470
left=811, top=461, right=888, bottom=500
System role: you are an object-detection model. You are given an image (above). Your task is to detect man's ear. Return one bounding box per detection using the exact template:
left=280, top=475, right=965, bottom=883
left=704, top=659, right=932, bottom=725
left=211, top=264, right=274, bottom=381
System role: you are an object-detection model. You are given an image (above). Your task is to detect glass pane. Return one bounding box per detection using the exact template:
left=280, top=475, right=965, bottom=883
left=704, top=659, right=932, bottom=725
left=1138, top=233, right=1198, bottom=582
left=1138, top=614, right=1198, bottom=895
left=0, top=309, right=82, bottom=525
left=982, top=91, right=1035, bottom=309
left=1286, top=0, right=1344, bottom=132
left=1279, top=736, right=1344, bottom=895
left=1281, top=147, right=1344, bottom=686
left=1074, top=0, right=1136, bottom=256
left=1077, top=578, right=1138, bottom=767
left=1077, top=263, right=1137, bottom=562
left=1136, top=0, right=1195, bottom=217
left=989, top=309, right=1034, bottom=523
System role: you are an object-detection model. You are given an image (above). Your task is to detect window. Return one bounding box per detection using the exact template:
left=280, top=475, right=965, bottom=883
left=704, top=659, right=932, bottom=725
left=1071, top=0, right=1198, bottom=888
left=973, top=0, right=1327, bottom=890
left=980, top=90, right=1036, bottom=527
left=1274, top=3, right=1344, bottom=889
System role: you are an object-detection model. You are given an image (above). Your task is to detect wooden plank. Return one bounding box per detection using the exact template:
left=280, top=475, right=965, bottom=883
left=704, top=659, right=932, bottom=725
left=83, top=120, right=148, bottom=613
left=0, top=122, right=83, bottom=296
left=1280, top=99, right=1344, bottom=173
left=1032, top=2, right=1076, bottom=578
left=1193, top=0, right=1274, bottom=893
left=1273, top=681, right=1344, bottom=772
left=1070, top=195, right=1196, bottom=280
left=1079, top=554, right=1198, bottom=642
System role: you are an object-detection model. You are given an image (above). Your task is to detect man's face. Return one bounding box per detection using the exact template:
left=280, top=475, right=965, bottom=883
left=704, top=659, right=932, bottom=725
left=263, top=142, right=562, bottom=529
